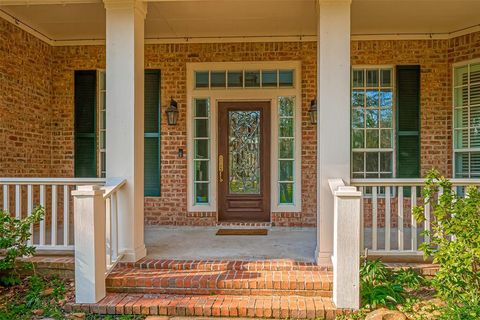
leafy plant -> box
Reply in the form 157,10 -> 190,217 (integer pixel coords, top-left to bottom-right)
0,206 -> 44,285
413,169 -> 480,318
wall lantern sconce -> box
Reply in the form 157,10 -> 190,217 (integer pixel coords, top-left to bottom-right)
309,98 -> 317,125
165,97 -> 179,126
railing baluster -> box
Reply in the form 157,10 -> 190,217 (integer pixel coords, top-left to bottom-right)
27,185 -> 33,246
63,185 -> 69,247
39,185 -> 46,246
15,184 -> 21,219
385,186 -> 391,251
424,201 -> 431,245
398,186 -> 404,251
105,196 -> 112,269
3,185 -> 9,211
51,185 -> 57,246
372,186 -> 378,251
112,192 -> 118,262
411,186 -> 417,251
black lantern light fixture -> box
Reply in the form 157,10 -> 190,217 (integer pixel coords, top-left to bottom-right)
165,97 -> 179,125
309,98 -> 317,125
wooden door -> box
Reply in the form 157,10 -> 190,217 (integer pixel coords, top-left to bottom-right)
218,101 -> 271,222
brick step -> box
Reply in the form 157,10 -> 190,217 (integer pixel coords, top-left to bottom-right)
118,258 -> 330,272
65,293 -> 346,319
106,268 -> 333,297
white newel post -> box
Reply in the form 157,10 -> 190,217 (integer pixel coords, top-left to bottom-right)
316,0 -> 352,264
72,186 -> 106,303
104,0 -> 147,262
333,186 -> 361,309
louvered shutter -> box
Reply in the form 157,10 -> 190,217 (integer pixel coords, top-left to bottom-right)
396,66 -> 420,178
144,70 -> 161,196
74,71 -> 97,178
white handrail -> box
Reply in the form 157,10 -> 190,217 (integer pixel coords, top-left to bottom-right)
102,177 -> 127,199
352,178 -> 480,187
0,177 -> 105,185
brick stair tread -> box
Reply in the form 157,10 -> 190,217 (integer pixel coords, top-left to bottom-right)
106,268 -> 333,295
118,258 -> 330,271
65,293 -> 346,319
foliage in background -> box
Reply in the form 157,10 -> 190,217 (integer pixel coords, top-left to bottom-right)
413,169 -> 480,319
360,259 -> 425,309
0,206 -> 44,285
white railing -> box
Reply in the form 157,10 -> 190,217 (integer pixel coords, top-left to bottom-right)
351,178 -> 480,255
102,178 -> 126,274
0,177 -> 105,251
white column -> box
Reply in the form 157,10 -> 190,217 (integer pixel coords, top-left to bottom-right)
72,186 -> 106,303
332,185 -> 361,309
104,0 -> 147,262
316,0 -> 352,264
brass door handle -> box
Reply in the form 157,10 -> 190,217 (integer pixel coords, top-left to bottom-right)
218,155 -> 224,183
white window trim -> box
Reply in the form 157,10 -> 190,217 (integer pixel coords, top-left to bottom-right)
452,58 -> 480,178
186,61 -> 302,213
351,65 -> 396,179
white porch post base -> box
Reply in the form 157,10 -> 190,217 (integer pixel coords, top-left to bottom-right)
72,186 -> 106,304
104,0 -> 147,262
333,186 -> 361,310
315,0 -> 352,264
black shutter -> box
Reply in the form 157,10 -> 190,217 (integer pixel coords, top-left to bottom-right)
396,65 -> 420,178
74,71 -> 97,178
144,70 -> 161,196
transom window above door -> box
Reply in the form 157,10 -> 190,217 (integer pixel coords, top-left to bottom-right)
194,69 -> 295,89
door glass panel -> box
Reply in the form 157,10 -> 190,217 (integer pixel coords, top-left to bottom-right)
228,110 -> 261,194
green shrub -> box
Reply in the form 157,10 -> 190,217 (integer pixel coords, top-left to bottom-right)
360,259 -> 425,309
413,169 -> 480,318
0,206 -> 44,285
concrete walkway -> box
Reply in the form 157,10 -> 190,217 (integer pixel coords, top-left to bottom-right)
144,226 -> 316,262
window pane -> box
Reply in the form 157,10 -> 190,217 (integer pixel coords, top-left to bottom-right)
279,97 -> 294,116
227,71 -> 243,88
195,119 -> 209,138
279,183 -> 294,204
262,70 -> 277,87
195,183 -> 209,204
352,90 -> 365,107
471,84 -> 480,105
352,69 -> 364,87
366,69 -> 379,87
195,99 -> 209,117
380,89 -> 393,108
454,107 -> 468,128
454,87 -> 469,107
195,71 -> 209,88
380,152 -> 392,172
380,129 -> 393,148
380,109 -> 393,128
279,118 -> 294,137
195,139 -> 209,159
352,109 -> 364,128
279,138 -> 294,158
366,130 -> 379,148
455,152 -> 469,177
365,152 -> 379,172
211,71 -> 226,87
279,160 -> 294,181
470,127 -> 480,147
380,69 -> 392,87
195,160 -> 209,182
352,130 -> 364,149
454,66 -> 468,87
366,110 -> 379,128
366,90 -> 379,107
279,70 -> 294,87
454,129 -> 468,149
470,64 -> 480,84
352,152 -> 364,173
245,71 -> 260,87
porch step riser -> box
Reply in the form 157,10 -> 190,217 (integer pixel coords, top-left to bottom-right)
119,260 -> 330,272
65,293 -> 344,319
107,287 -> 332,297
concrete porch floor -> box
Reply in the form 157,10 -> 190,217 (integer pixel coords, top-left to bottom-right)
144,226 -> 316,262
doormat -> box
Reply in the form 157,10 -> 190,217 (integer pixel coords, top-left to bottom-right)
216,229 -> 268,236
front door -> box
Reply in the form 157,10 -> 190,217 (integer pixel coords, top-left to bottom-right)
218,101 -> 271,222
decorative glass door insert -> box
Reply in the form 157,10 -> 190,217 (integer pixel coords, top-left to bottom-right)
228,111 -> 261,194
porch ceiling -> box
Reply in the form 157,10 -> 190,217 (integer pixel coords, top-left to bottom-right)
1,0 -> 480,42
